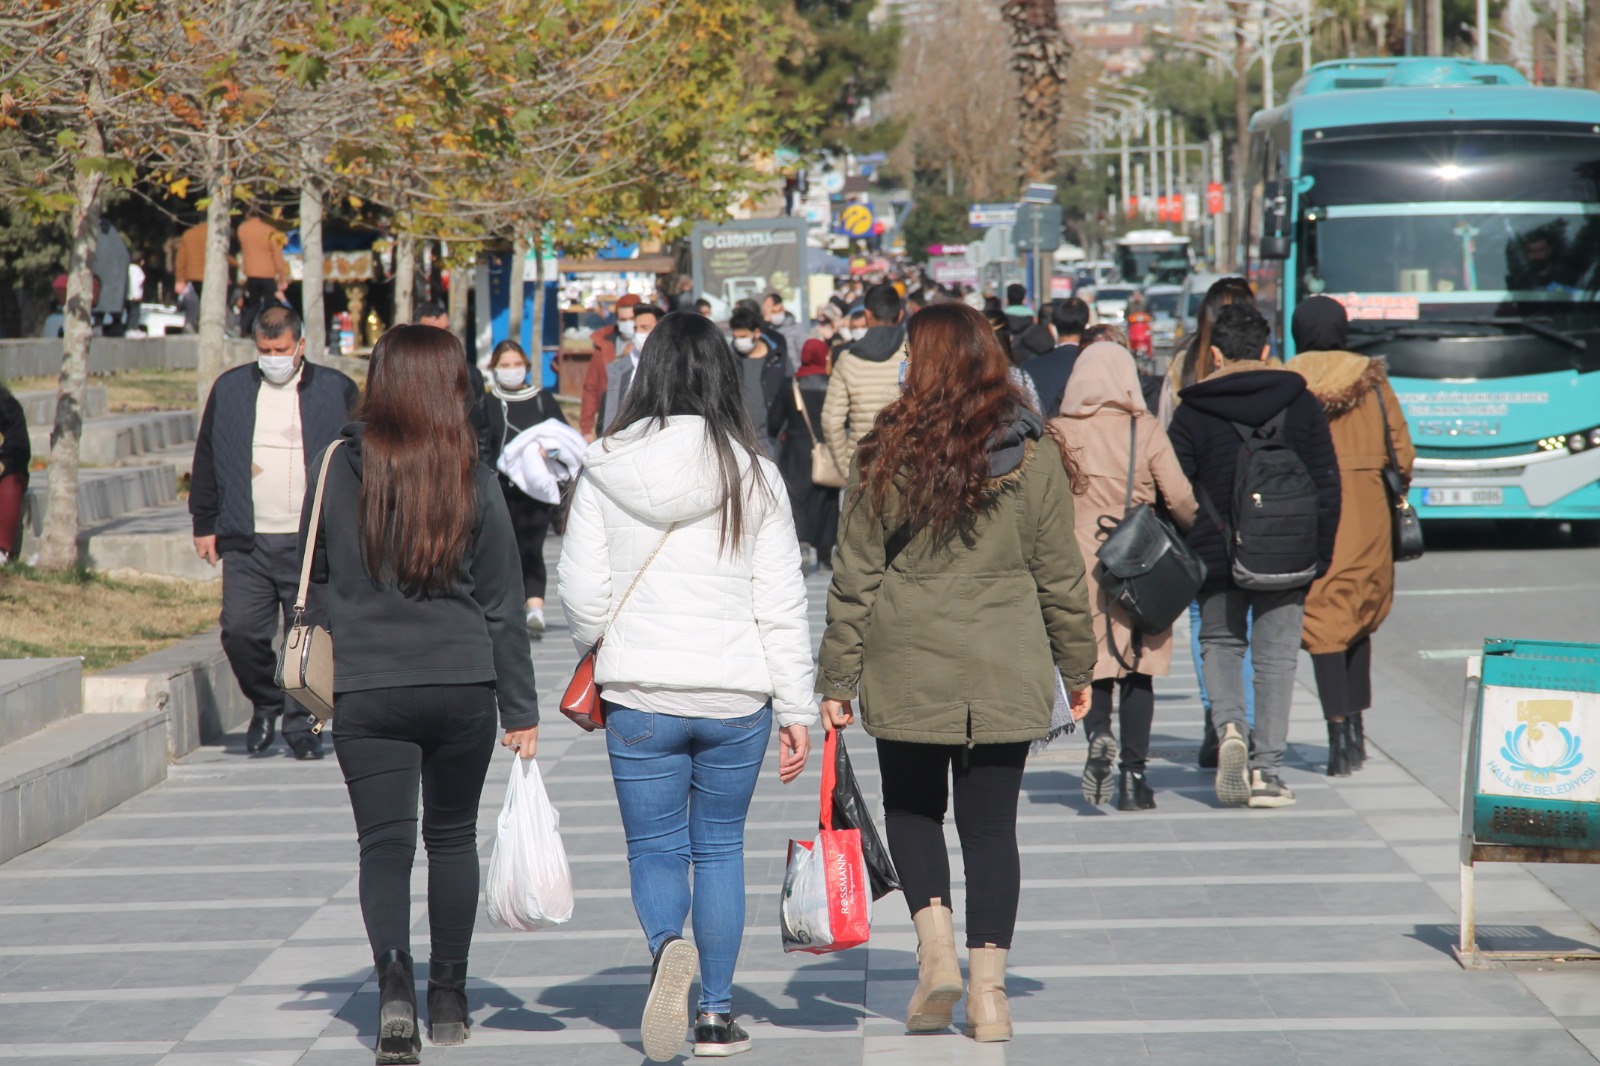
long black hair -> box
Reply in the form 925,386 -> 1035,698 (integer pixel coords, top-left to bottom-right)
605,311 -> 770,550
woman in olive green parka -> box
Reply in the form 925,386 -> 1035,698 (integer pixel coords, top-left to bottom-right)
818,302 -> 1095,1045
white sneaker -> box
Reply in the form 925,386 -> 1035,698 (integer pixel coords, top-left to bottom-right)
1215,722 -> 1250,807
525,606 -> 546,638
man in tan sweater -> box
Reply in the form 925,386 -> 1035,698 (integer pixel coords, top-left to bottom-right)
821,283 -> 908,474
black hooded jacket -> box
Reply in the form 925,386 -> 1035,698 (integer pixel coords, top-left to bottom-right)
1168,366 -> 1341,594
300,424 -> 539,729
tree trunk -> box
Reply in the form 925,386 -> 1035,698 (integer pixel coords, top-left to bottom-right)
448,249 -> 470,341
530,225 -> 547,384
197,159 -> 234,410
299,177 -> 326,362
1001,0 -> 1072,186
507,235 -> 527,342
1586,0 -> 1600,87
392,229 -> 415,326
37,2 -> 112,573
1231,0 -> 1251,272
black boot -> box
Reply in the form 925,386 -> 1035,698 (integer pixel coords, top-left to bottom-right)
1325,721 -> 1351,778
1198,709 -> 1219,769
246,715 -> 276,755
1348,713 -> 1367,771
375,949 -> 421,1065
1116,769 -> 1157,811
426,959 -> 471,1046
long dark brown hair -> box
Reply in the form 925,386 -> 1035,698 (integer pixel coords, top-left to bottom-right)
1178,276 -> 1255,389
354,325 -> 478,595
857,302 -> 1048,538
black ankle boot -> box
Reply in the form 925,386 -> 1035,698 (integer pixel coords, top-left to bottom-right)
1198,710 -> 1219,769
1348,713 -> 1367,771
427,959 -> 470,1046
1325,721 -> 1351,777
1116,769 -> 1157,811
375,949 -> 421,1065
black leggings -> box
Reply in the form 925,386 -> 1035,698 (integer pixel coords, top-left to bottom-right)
1083,674 -> 1156,771
1311,637 -> 1372,721
503,486 -> 555,600
334,684 -> 497,966
875,738 -> 1029,950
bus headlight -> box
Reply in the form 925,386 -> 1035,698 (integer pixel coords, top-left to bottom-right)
1589,429 -> 1600,448
1571,434 -> 1590,453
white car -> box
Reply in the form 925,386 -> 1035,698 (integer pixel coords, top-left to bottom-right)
138,303 -> 188,336
1092,286 -> 1138,324
1143,284 -> 1183,350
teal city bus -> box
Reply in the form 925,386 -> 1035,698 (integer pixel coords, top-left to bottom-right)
1242,58 -> 1600,535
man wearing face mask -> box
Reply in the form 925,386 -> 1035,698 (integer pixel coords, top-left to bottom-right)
581,293 -> 639,442
729,306 -> 787,456
761,292 -> 807,375
599,303 -> 662,434
189,306 -> 359,759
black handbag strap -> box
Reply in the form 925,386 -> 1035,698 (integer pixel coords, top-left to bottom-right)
1375,387 -> 1403,480
1108,415 -> 1144,673
1106,597 -> 1143,673
885,518 -> 922,568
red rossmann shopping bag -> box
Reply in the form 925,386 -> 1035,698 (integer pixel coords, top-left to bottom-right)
779,729 -> 873,954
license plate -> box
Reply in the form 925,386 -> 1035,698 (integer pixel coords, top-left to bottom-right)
1424,487 -> 1505,506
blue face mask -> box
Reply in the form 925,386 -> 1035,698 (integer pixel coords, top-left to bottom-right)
898,360 -> 908,390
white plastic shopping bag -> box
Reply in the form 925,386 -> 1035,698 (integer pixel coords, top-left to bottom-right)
485,757 -> 574,931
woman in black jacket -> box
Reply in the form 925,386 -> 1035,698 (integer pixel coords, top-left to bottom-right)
0,383 -> 30,564
477,339 -> 568,637
766,335 -> 839,571
302,325 -> 538,1064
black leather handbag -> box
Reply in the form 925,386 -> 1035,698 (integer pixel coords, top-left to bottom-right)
1377,396 -> 1424,562
1095,418 -> 1207,665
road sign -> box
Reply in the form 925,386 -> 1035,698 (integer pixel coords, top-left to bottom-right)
1013,203 -> 1062,253
969,203 -> 1019,228
930,258 -> 979,286
840,203 -> 875,237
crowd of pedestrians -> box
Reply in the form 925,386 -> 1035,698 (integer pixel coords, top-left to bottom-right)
175,265 -> 1414,1062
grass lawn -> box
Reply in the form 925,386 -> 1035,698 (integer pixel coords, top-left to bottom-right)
0,564 -> 220,672
7,368 -> 198,412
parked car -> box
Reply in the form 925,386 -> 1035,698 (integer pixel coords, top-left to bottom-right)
1092,285 -> 1137,324
1143,283 -> 1183,354
138,303 -> 187,336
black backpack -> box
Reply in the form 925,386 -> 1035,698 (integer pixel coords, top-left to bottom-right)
1198,410 -> 1320,590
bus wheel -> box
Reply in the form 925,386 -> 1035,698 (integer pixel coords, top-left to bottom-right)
1570,521 -> 1600,547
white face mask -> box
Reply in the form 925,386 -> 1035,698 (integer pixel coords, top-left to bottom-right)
733,336 -> 756,354
258,355 -> 297,384
767,312 -> 785,326
494,367 -> 529,390
848,327 -> 866,342
634,330 -> 651,350
617,319 -> 636,338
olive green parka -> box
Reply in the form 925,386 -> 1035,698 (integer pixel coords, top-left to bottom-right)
817,432 -> 1097,746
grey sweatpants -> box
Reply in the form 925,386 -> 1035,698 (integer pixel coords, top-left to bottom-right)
1197,587 -> 1305,771
220,533 -> 316,738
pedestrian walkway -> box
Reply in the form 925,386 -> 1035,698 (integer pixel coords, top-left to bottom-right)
3,554 -> 1600,1064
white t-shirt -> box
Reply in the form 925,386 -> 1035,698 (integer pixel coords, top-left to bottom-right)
127,263 -> 145,302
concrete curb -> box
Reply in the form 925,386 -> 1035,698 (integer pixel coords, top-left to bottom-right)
84,629 -> 249,759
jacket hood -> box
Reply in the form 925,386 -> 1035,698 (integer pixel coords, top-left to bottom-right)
1287,350 -> 1386,418
1059,342 -> 1147,417
990,405 -> 1045,478
845,323 -> 906,362
337,422 -> 367,475
1177,364 -> 1307,427
585,416 -> 758,524
1015,322 -> 1056,359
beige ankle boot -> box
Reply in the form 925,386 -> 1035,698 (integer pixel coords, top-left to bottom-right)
963,944 -> 1011,1042
905,899 -> 963,1031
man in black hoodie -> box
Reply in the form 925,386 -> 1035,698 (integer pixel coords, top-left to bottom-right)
1169,303 -> 1340,810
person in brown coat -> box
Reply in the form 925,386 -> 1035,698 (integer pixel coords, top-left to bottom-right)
1052,342 -> 1198,811
1286,296 -> 1415,776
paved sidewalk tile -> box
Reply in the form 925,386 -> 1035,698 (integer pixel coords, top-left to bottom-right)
3,545 -> 1599,1064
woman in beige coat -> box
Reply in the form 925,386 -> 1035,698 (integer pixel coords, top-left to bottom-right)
1052,343 -> 1198,811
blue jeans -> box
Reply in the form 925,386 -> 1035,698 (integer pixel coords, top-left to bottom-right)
1189,599 -> 1254,727
605,703 -> 772,1015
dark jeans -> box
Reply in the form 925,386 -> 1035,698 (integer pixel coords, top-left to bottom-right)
876,738 -> 1029,950
334,683 -> 498,966
1084,674 -> 1155,771
240,277 -> 278,336
219,533 -> 314,737
503,486 -> 554,600
1312,637 -> 1373,721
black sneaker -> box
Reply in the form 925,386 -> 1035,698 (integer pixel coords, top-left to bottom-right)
694,1012 -> 752,1058
642,936 -> 697,1062
288,735 -> 324,761
1247,769 -> 1297,809
1081,732 -> 1118,805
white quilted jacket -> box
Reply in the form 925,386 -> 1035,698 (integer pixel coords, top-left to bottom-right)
556,416 -> 817,727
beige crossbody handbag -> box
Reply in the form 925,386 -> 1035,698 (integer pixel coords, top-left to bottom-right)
792,379 -> 847,489
274,440 -> 342,733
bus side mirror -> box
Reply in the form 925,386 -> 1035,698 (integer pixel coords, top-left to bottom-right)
1260,179 -> 1290,260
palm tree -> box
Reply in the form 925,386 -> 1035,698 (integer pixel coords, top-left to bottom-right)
1000,0 -> 1072,185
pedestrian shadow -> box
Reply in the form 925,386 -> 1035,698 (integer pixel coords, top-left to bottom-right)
1407,922 -> 1600,959
323,971 -> 563,1044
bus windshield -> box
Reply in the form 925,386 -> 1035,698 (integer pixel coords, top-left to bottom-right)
1116,244 -> 1191,286
1298,128 -> 1600,313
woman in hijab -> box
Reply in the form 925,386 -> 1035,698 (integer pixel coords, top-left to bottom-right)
1051,343 -> 1198,810
1286,296 -> 1415,775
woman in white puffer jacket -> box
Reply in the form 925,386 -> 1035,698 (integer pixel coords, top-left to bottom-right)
556,311 -> 816,1063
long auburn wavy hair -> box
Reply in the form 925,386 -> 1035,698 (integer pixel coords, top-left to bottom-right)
354,325 -> 478,595
857,302 -> 1071,538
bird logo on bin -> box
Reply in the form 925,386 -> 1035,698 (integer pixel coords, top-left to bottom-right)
1501,699 -> 1586,783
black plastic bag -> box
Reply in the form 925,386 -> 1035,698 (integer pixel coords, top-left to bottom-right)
827,731 -> 900,901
